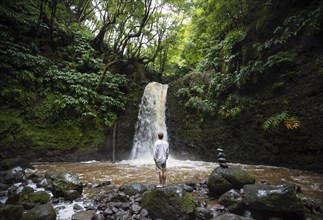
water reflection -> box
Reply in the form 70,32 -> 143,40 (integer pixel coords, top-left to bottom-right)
33,159 -> 323,200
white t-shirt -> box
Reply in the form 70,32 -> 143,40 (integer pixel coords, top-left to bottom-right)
153,139 -> 169,164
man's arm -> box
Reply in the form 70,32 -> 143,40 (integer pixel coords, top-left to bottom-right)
153,142 -> 158,161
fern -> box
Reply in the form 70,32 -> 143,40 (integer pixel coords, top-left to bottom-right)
263,111 -> 288,130
284,116 -> 301,130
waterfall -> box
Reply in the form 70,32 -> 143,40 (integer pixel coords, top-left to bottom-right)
131,82 -> 168,160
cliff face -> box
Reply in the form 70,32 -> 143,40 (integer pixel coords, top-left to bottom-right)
167,1 -> 323,172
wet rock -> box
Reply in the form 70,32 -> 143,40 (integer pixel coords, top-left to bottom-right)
103,207 -> 114,215
131,203 -> 141,214
132,213 -> 140,219
195,206 -> 213,219
47,172 -> 83,199
36,177 -> 53,190
119,183 -> 148,196
303,198 -> 323,214
200,180 -> 208,187
243,183 -> 304,218
6,185 -> 50,210
183,184 -> 195,192
140,208 -> 149,217
20,203 -> 56,220
141,185 -> 196,219
65,189 -> 81,201
0,204 -> 24,220
0,182 -> 8,191
93,213 -> 105,220
207,166 -> 255,197
134,193 -> 142,202
212,212 -> 253,220
4,167 -> 26,184
121,201 -> 131,210
73,203 -> 83,211
218,189 -> 246,212
115,209 -> 131,219
24,168 -> 37,179
71,210 -> 95,220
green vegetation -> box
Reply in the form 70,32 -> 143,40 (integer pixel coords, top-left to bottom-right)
0,0 -> 322,160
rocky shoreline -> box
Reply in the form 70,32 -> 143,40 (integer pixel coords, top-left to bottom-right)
0,158 -> 323,220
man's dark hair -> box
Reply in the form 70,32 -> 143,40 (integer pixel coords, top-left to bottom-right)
158,133 -> 164,139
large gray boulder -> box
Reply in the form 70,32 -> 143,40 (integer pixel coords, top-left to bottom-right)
218,189 -> 246,212
207,166 -> 255,197
46,172 -> 83,199
119,183 -> 148,196
141,185 -> 196,220
243,183 -> 304,218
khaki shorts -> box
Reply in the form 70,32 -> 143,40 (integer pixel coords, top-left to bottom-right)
155,162 -> 167,172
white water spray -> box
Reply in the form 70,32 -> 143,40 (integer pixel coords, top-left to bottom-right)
131,82 -> 168,160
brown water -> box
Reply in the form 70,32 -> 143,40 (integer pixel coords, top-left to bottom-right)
33,159 -> 323,201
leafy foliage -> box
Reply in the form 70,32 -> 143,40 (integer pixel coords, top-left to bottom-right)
263,111 -> 288,130
284,117 -> 301,130
45,66 -> 128,127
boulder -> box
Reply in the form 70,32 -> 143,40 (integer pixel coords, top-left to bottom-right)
6,185 -> 50,209
195,207 -> 213,219
3,167 -> 26,184
64,189 -> 81,201
119,183 -> 148,196
243,183 -> 304,218
218,189 -> 246,212
20,203 -> 56,220
47,172 -> 83,199
141,185 -> 196,219
36,177 -> 53,190
208,167 -> 255,197
0,204 -> 24,220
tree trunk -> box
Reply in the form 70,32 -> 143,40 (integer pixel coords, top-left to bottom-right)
91,25 -> 107,51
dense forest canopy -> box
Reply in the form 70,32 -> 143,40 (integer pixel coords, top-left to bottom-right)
0,0 -> 322,165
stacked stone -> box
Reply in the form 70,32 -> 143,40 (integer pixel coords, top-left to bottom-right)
217,148 -> 228,168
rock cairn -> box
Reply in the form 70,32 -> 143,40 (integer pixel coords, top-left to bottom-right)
217,148 -> 228,168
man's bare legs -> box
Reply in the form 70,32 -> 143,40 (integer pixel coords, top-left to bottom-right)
157,171 -> 167,187
159,171 -> 166,187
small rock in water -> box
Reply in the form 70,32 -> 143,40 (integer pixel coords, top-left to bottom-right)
183,185 -> 195,192
103,207 -> 114,215
73,203 -> 83,211
140,208 -> 149,217
131,203 -> 141,214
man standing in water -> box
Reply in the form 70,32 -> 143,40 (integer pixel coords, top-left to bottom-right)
153,132 -> 169,188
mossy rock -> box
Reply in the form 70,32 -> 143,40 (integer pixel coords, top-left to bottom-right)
48,172 -> 83,199
6,186 -> 50,209
0,204 -> 24,220
141,185 -> 196,220
20,203 -> 56,220
207,166 -> 255,197
28,191 -> 50,205
243,183 -> 304,217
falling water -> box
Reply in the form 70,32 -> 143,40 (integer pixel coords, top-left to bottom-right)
130,82 -> 168,160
